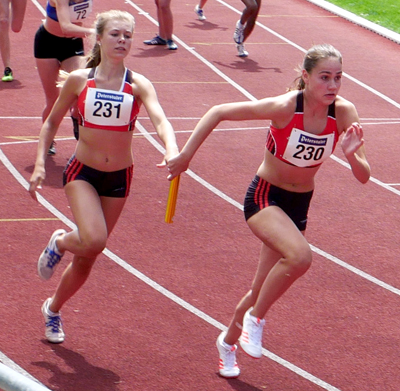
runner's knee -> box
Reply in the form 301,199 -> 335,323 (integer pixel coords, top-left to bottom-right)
79,235 -> 107,258
244,0 -> 259,15
284,246 -> 312,277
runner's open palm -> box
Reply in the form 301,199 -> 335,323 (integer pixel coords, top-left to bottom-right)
341,122 -> 364,157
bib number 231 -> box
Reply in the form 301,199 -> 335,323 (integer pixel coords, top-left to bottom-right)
85,88 -> 133,127
93,101 -> 121,119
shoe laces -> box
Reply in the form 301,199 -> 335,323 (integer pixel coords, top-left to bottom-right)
235,22 -> 244,34
234,24 -> 244,44
235,26 -> 243,34
247,316 -> 264,345
46,314 -> 62,333
45,248 -> 62,268
4,67 -> 12,76
155,35 -> 166,44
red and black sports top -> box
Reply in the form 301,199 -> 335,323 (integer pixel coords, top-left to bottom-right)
266,91 -> 339,168
77,67 -> 140,132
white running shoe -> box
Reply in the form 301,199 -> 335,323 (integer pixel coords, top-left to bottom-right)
239,308 -> 265,358
167,39 -> 178,50
216,332 -> 240,378
38,229 -> 66,280
194,5 -> 206,20
233,20 -> 245,44
236,44 -> 249,57
42,298 -> 65,344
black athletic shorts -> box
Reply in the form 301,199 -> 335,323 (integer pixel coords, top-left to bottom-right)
63,156 -> 134,198
34,25 -> 84,62
243,175 -> 313,231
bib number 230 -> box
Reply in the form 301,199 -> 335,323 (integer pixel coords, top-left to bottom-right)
293,144 -> 325,161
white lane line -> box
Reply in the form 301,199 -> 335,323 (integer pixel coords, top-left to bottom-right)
0,139 -> 340,391
5,0 -> 396,389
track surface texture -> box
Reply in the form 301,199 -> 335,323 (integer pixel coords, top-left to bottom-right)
1,0 -> 400,390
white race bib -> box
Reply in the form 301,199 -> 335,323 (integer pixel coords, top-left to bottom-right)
69,0 -> 92,22
282,128 -> 334,167
84,87 -> 134,127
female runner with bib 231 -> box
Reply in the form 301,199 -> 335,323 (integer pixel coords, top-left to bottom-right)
166,44 -> 370,378
29,10 -> 179,344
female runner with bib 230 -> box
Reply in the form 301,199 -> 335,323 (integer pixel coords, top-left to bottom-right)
29,10 -> 179,344
167,44 -> 370,378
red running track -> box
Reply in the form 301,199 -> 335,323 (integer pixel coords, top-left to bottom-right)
1,0 -> 400,390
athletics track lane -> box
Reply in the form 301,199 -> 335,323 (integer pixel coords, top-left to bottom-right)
0,0 -> 400,390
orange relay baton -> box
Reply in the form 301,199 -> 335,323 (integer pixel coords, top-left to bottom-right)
165,175 -> 180,223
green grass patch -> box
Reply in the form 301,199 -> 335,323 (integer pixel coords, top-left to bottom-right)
326,0 -> 400,34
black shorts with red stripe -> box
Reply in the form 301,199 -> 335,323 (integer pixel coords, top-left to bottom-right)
243,175 -> 313,231
63,156 -> 133,198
